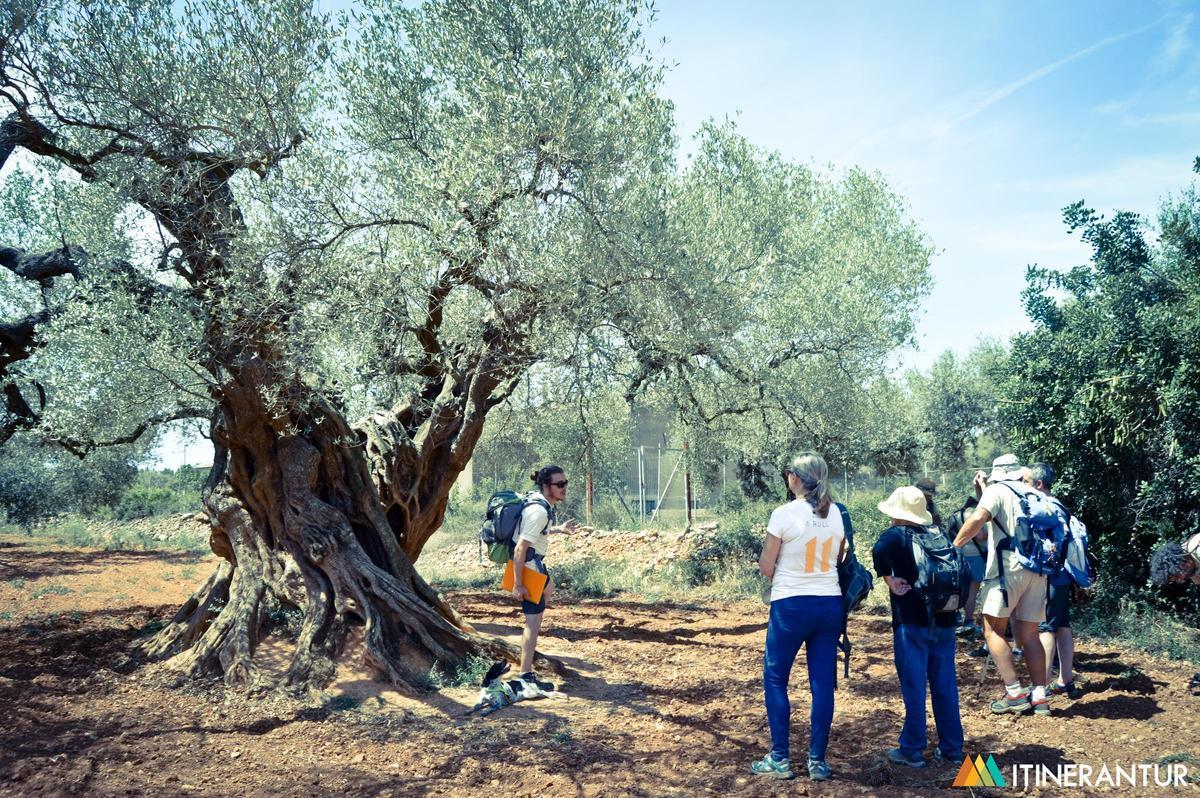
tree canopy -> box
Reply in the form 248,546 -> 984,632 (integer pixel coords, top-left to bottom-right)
0,0 -> 934,690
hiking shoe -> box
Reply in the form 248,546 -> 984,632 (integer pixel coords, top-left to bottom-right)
1013,647 -> 1024,659
990,691 -> 1032,714
1047,681 -> 1078,699
1032,697 -> 1052,716
518,672 -> 554,691
750,753 -> 794,780
807,758 -> 831,781
967,644 -> 989,657
933,749 -> 962,768
887,748 -> 927,768
957,623 -> 981,638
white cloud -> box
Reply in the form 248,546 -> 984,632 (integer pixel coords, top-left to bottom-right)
1155,12 -> 1193,71
939,18 -> 1164,133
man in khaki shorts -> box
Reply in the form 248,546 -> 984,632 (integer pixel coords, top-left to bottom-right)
952,454 -> 1051,716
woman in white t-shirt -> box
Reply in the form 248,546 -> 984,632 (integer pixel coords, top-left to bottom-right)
751,452 -> 846,783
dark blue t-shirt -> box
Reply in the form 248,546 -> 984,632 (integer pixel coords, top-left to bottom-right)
871,524 -> 958,629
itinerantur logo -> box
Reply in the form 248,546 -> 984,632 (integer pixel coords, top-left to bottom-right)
953,754 -> 1007,788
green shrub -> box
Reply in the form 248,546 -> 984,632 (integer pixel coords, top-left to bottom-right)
1075,594 -> 1200,664
263,602 -> 306,640
114,486 -> 187,520
554,558 -> 644,598
676,504 -> 768,587
589,496 -> 629,530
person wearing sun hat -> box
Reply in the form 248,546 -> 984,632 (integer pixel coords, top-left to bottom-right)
871,486 -> 964,770
953,454 -> 1051,716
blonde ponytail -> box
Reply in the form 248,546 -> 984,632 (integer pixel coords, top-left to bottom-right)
789,452 -> 832,518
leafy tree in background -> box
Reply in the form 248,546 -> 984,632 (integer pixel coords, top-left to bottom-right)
995,183 -> 1200,603
0,433 -> 141,528
636,124 -> 934,484
908,345 -> 1004,473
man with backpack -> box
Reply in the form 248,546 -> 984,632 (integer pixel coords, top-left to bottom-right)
480,465 -> 578,690
1026,463 -> 1085,700
872,486 -> 967,769
952,454 -> 1054,716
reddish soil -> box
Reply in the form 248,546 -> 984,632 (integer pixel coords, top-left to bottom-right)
1,533 -> 1197,797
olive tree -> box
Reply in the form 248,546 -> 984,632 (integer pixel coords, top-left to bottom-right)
635,124 -> 934,482
1,0 -> 685,691
0,0 -> 932,693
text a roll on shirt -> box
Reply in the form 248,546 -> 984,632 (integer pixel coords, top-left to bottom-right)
767,498 -> 846,602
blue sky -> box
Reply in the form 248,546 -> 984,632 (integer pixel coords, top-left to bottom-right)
648,0 -> 1200,368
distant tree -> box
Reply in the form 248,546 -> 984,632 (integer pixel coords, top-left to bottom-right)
633,124 -> 934,484
0,433 -> 141,527
0,436 -> 60,532
908,345 -> 1004,472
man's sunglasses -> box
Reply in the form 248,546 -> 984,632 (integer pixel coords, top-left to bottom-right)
549,480 -> 569,489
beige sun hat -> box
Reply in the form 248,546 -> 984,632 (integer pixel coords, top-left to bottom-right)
878,486 -> 933,526
987,453 -> 1027,484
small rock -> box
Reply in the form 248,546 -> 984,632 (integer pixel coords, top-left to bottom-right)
352,753 -> 366,763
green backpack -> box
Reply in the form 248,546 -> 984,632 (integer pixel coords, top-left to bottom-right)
479,491 -> 550,564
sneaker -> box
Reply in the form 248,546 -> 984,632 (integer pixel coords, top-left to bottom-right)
1047,681 -> 1077,699
750,753 -> 795,780
967,644 -> 989,657
990,691 -> 1032,714
1032,697 -> 1052,716
518,671 -> 554,691
806,757 -> 831,781
1012,647 -> 1024,659
887,748 -> 927,768
957,623 -> 981,638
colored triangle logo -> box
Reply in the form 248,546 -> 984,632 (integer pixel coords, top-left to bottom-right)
952,755 -> 980,787
985,755 -> 1007,787
951,754 -> 1006,788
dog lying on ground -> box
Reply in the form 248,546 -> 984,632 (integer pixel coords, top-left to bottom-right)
465,661 -> 558,717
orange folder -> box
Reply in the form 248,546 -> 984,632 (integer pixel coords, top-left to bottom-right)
501,559 -> 548,604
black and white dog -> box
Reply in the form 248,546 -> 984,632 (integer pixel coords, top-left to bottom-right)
465,661 -> 557,717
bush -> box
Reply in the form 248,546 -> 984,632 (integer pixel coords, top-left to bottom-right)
588,496 -> 629,530
114,486 -> 186,520
554,558 -> 644,598
428,654 -> 493,689
676,504 -> 769,587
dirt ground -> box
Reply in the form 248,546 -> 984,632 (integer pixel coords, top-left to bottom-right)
1,533 -> 1198,797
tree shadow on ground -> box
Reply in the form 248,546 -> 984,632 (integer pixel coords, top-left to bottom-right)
0,541 -> 206,581
0,604 -> 171,683
1065,694 -> 1162,721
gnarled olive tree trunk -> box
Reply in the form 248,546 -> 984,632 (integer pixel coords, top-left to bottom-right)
142,356 -> 519,692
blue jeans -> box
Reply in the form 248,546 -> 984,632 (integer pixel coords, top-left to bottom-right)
893,623 -> 963,758
763,594 -> 841,761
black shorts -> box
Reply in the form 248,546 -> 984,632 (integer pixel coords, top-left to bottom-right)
1039,581 -> 1071,632
520,551 -> 550,615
